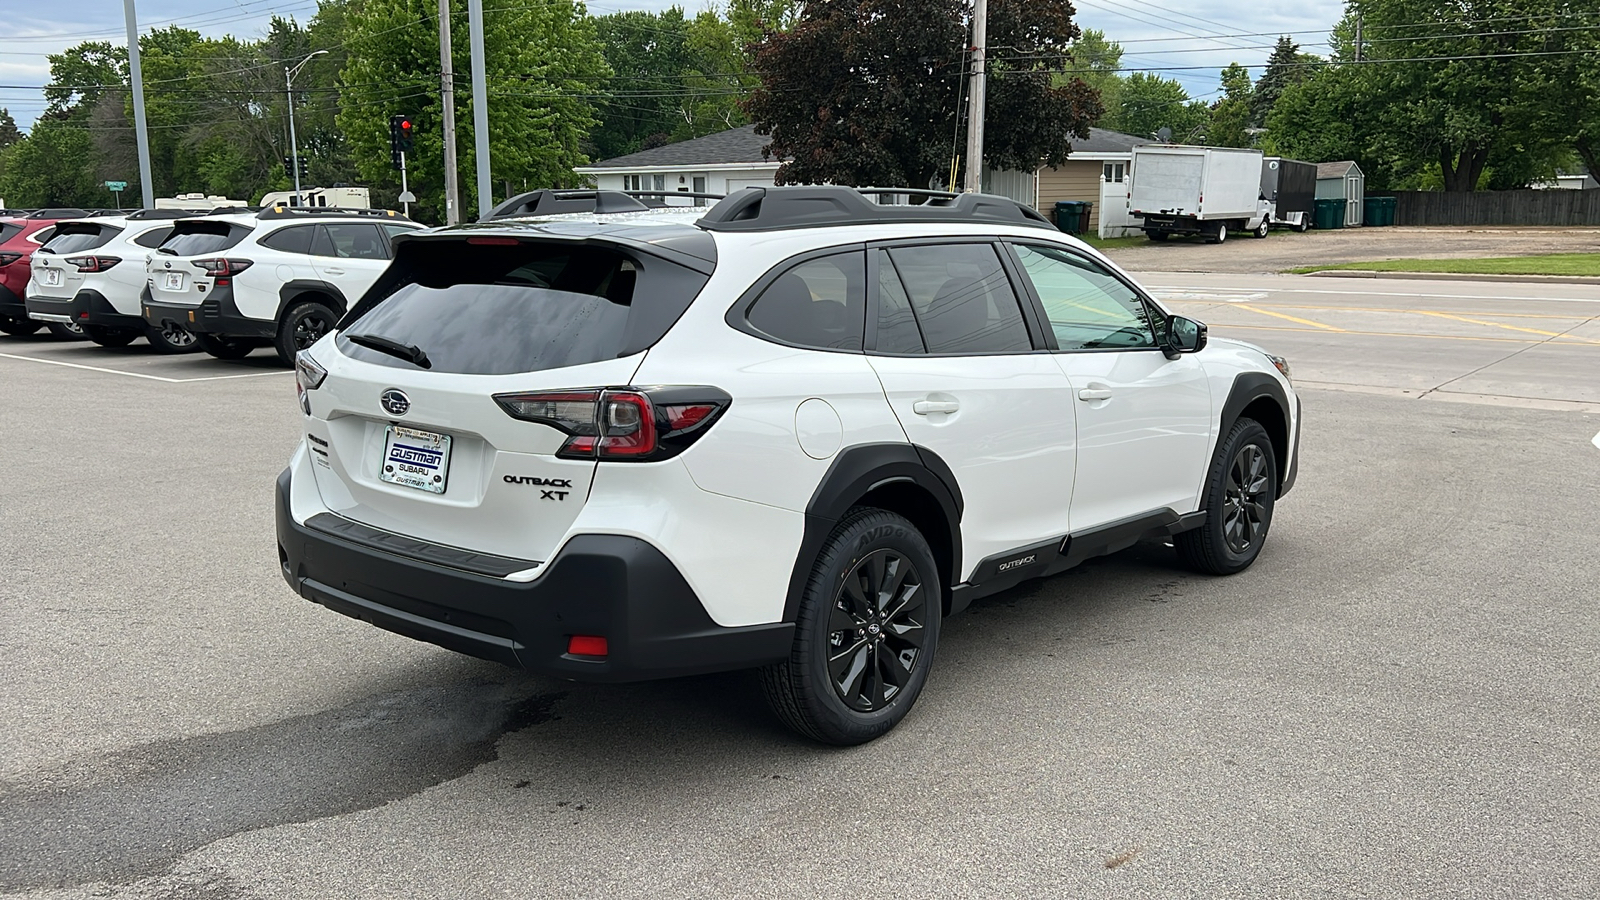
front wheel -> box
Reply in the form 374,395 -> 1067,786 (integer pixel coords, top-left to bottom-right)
1254,220 -> 1270,238
760,508 -> 941,745
145,321 -> 200,354
196,333 -> 255,360
46,320 -> 86,340
1177,418 -> 1278,575
0,318 -> 42,336
83,325 -> 140,347
275,301 -> 337,365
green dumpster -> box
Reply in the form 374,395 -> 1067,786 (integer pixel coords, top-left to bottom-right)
1367,195 -> 1396,226
1053,200 -> 1092,235
1314,198 -> 1346,229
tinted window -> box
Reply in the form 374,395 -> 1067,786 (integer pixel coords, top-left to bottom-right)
340,241 -> 708,376
884,243 -> 1031,354
131,226 -> 174,249
159,223 -> 247,256
40,225 -> 121,255
382,223 -> 417,243
745,252 -> 865,351
872,249 -> 925,353
313,223 -> 385,259
0,223 -> 21,245
1013,243 -> 1156,350
260,225 -> 314,254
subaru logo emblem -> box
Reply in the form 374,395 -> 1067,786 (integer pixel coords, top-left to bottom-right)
380,389 -> 410,416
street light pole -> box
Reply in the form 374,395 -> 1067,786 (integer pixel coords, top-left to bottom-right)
285,50 -> 328,207
123,0 -> 154,209
439,0 -> 461,225
468,0 -> 492,219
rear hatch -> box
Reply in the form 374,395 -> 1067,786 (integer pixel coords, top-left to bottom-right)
146,218 -> 253,304
300,229 -> 713,563
30,220 -> 125,299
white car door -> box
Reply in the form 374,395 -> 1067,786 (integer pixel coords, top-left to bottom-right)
1007,241 -> 1212,531
310,222 -> 391,302
864,242 -> 1078,581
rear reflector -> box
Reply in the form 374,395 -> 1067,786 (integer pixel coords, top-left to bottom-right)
567,635 -> 608,657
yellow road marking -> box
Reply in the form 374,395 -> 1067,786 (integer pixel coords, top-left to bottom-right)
1411,309 -> 1600,343
1205,323 -> 1600,346
1161,300 -> 1586,320
1232,305 -> 1345,331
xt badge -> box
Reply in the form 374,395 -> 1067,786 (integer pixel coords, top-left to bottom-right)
504,474 -> 572,500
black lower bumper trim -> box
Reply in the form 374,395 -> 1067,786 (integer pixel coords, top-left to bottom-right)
276,469 -> 794,681
141,284 -> 275,338
26,290 -> 146,331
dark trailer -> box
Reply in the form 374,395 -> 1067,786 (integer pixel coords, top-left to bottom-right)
1262,157 -> 1318,231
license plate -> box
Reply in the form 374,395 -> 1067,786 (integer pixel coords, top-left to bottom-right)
163,272 -> 184,291
380,425 -> 451,494
41,268 -> 62,287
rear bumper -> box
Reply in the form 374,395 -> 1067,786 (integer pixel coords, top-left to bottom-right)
142,285 -> 274,338
27,290 -> 146,331
274,468 -> 793,681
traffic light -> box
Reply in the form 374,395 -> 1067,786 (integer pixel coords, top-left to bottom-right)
297,157 -> 310,181
283,156 -> 310,180
283,156 -> 293,177
389,114 -> 416,170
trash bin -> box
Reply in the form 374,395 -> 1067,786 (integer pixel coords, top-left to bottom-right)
1314,198 -> 1346,229
1373,195 -> 1396,226
1054,200 -> 1092,235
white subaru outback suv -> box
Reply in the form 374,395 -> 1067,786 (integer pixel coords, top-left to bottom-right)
277,186 -> 1300,745
140,206 -> 422,364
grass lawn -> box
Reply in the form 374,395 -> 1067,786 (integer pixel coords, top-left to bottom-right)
1288,253 -> 1600,276
1078,234 -> 1149,251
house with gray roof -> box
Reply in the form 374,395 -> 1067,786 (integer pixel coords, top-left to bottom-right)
574,125 -> 782,206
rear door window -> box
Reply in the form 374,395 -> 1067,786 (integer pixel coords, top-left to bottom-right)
159,222 -> 248,256
742,252 -> 865,351
260,225 -> 314,254
40,225 -> 122,255
339,240 -> 709,376
883,243 -> 1032,354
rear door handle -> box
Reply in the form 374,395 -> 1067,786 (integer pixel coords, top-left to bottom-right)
1077,388 -> 1113,401
913,399 -> 960,415
323,268 -> 345,275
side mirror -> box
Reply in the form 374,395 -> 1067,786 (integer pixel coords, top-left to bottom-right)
1167,315 -> 1207,355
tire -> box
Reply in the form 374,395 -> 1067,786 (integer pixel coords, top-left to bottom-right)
46,320 -> 86,340
1254,220 -> 1270,238
760,507 -> 942,745
196,333 -> 255,360
83,325 -> 140,347
1147,231 -> 1169,242
1295,219 -> 1310,233
1207,221 -> 1227,244
275,301 -> 338,366
1177,417 -> 1278,575
145,321 -> 200,354
0,318 -> 41,336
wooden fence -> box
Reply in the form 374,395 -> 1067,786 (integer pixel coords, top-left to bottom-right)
1383,190 -> 1600,226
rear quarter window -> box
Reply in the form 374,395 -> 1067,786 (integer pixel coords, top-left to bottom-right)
159,222 -> 249,256
338,239 -> 710,376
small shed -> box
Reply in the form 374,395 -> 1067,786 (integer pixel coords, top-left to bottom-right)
1316,161 -> 1365,226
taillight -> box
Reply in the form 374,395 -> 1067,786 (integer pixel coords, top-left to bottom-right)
0,252 -> 21,267
64,255 -> 121,273
295,352 -> 327,416
193,258 -> 252,285
493,386 -> 730,461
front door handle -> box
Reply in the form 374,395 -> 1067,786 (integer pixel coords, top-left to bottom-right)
1077,388 -> 1113,402
323,268 -> 345,276
913,399 -> 960,415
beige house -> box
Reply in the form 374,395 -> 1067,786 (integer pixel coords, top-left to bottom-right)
1032,127 -> 1149,233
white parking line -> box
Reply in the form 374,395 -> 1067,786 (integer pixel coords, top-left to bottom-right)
1593,430 -> 1600,450
0,352 -> 292,383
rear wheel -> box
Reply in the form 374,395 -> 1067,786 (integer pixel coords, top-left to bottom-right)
46,320 -> 86,340
1207,221 -> 1228,244
0,318 -> 41,336
145,321 -> 200,354
196,333 -> 255,360
1177,418 -> 1278,575
83,325 -> 139,347
275,301 -> 337,365
1147,231 -> 1169,242
760,508 -> 941,745
1295,218 -> 1310,233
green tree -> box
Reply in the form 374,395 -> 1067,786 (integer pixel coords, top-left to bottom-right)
1207,63 -> 1253,148
0,120 -> 98,206
0,109 -> 19,151
1068,29 -> 1122,126
1109,72 -> 1192,140
44,42 -> 128,119
745,0 -> 1100,188
592,9 -> 692,160
1250,36 -> 1308,128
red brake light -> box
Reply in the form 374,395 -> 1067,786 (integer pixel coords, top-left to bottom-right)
65,255 -> 121,273
567,635 -> 607,657
193,258 -> 253,278
598,391 -> 656,457
493,387 -> 730,461
465,236 -> 519,246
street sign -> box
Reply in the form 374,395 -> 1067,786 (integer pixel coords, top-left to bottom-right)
105,180 -> 128,191
398,190 -> 417,203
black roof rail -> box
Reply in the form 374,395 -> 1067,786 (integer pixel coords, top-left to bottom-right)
623,190 -> 727,206
26,208 -> 91,220
126,208 -> 220,220
483,189 -> 653,220
256,206 -> 409,221
696,186 -> 1055,232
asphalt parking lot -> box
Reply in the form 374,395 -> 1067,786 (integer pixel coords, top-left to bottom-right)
2,274 -> 1598,898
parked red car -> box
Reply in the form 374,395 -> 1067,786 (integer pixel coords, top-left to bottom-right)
1,209 -> 90,338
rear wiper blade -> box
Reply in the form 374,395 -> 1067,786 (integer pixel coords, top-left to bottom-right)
346,333 -> 432,369
156,247 -> 177,255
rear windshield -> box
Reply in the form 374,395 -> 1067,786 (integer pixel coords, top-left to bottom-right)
158,221 -> 248,256
40,224 -> 122,255
338,239 -> 710,376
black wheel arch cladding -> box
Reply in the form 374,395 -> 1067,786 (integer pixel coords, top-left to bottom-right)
277,280 -> 347,320
1211,372 -> 1291,507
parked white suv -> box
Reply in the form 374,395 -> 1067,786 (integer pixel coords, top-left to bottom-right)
276,187 -> 1301,744
26,210 -> 209,352
140,206 -> 422,364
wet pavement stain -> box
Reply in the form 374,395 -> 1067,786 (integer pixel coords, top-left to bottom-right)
0,683 -> 565,892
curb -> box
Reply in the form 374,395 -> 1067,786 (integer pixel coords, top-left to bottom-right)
1304,270 -> 1600,285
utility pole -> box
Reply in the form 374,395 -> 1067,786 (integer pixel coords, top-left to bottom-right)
439,0 -> 461,225
468,0 -> 492,219
1354,13 -> 1364,62
962,0 -> 987,194
285,50 -> 328,207
122,0 -> 154,209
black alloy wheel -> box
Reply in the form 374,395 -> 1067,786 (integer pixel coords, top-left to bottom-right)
0,317 -> 42,336
826,548 -> 930,712
146,321 -> 199,354
1176,417 -> 1278,575
276,301 -> 336,365
46,320 -> 86,340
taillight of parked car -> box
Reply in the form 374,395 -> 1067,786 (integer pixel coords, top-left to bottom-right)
493,387 -> 730,461
295,352 -> 328,416
64,255 -> 121,273
193,258 -> 253,286
0,252 -> 21,268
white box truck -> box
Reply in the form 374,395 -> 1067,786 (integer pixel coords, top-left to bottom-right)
1128,145 -> 1271,243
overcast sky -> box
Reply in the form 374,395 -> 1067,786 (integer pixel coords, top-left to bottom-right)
0,0 -> 1347,132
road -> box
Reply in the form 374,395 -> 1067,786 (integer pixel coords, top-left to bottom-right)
1,274 -> 1598,899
